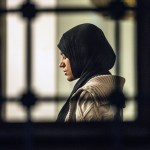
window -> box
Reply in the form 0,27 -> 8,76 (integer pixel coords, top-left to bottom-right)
5,0 -> 137,122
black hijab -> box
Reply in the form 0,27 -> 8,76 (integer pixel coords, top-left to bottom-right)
56,23 -> 116,122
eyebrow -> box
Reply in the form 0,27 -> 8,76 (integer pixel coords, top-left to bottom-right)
60,53 -> 66,57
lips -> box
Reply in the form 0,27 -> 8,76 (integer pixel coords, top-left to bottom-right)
63,70 -> 67,75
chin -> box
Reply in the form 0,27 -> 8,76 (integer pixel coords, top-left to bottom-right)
66,76 -> 75,81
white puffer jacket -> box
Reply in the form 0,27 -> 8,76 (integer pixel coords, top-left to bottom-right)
65,75 -> 125,122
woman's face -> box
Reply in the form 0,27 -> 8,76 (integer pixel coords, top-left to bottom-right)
59,52 -> 75,81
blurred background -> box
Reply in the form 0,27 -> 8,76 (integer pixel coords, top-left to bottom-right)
2,0 -> 137,122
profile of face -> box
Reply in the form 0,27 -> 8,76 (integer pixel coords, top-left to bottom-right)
59,52 -> 75,81
58,23 -> 116,81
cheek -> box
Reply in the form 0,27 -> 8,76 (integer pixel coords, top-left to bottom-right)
66,59 -> 71,70
68,64 -> 73,75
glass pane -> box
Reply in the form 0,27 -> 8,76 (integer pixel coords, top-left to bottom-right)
58,0 -> 94,7
5,101 -> 58,122
5,101 -> 27,122
6,0 -> 25,9
32,13 -> 57,97
58,0 -> 137,7
31,101 -> 57,122
32,0 -> 57,8
6,14 -> 26,97
120,20 -> 137,97
120,19 -> 137,121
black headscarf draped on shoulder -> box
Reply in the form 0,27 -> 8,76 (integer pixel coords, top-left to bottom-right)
56,23 -> 116,122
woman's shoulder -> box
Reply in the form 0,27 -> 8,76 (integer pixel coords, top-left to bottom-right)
86,75 -> 125,86
83,75 -> 125,91
72,75 -> 125,99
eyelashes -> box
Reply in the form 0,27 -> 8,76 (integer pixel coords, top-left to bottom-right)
61,54 -> 67,60
61,55 -> 66,60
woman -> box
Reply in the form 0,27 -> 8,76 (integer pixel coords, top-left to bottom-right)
57,23 -> 125,122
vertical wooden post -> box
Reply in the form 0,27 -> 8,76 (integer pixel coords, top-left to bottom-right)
0,1 -> 6,121
137,0 -> 150,121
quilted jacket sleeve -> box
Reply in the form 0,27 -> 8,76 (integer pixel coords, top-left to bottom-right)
75,90 -> 115,121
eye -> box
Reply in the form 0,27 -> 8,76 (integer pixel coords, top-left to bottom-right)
63,55 -> 67,59
62,54 -> 67,60
60,52 -> 67,60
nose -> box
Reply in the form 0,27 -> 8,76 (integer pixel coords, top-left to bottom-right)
59,61 -> 65,68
